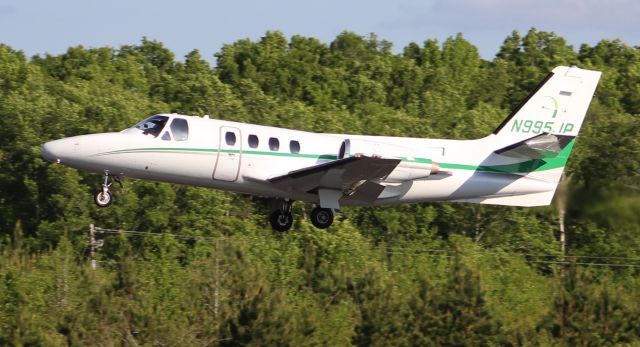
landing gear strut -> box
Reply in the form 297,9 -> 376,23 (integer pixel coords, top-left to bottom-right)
310,206 -> 334,229
269,199 -> 293,232
94,173 -> 113,208
268,200 -> 337,232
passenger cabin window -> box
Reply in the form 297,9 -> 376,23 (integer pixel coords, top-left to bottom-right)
135,115 -> 169,137
290,140 -> 300,154
225,131 -> 237,146
269,137 -> 280,151
248,134 -> 259,148
170,118 -> 189,141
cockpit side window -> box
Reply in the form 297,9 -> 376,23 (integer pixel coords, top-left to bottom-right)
134,115 -> 169,137
170,118 -> 189,141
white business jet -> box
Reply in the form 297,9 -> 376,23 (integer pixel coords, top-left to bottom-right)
41,66 -> 601,231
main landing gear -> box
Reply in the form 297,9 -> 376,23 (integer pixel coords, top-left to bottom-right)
94,172 -> 115,208
269,200 -> 335,232
270,199 -> 293,232
310,207 -> 333,229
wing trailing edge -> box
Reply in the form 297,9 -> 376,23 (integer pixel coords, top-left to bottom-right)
268,156 -> 401,207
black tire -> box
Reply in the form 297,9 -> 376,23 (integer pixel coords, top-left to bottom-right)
269,210 -> 293,232
94,190 -> 112,208
310,207 -> 333,229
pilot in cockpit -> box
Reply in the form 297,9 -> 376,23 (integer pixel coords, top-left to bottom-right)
128,115 -> 189,141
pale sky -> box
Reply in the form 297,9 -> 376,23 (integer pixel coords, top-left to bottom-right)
0,0 -> 638,61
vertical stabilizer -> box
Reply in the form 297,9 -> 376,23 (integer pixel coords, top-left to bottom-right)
492,66 -> 601,146
465,66 -> 602,207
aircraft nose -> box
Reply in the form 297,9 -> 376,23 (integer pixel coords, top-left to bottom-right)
42,140 -> 60,163
41,139 -> 75,163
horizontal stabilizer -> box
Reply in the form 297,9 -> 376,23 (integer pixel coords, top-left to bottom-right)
494,133 -> 575,160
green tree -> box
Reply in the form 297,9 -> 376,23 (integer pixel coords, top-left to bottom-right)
538,266 -> 640,345
351,267 -> 408,346
407,256 -> 503,346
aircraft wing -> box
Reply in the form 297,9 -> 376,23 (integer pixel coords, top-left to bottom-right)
494,133 -> 575,159
268,156 -> 401,204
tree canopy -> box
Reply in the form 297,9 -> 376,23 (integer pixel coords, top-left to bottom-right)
0,28 -> 639,345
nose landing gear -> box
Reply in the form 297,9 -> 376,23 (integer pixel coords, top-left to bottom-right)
94,173 -> 113,208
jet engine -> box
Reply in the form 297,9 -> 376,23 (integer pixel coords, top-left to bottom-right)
338,139 -> 439,182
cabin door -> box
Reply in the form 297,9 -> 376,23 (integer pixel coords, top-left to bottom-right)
213,126 -> 242,181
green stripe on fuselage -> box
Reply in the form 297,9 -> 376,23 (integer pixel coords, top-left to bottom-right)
99,147 -> 339,160
440,139 -> 574,173
98,139 -> 574,174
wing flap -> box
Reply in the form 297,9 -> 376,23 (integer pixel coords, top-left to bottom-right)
268,156 -> 400,199
346,181 -> 386,204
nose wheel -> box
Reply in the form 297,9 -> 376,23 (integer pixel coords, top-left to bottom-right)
94,173 -> 113,208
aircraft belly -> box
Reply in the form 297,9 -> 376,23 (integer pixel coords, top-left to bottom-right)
365,170 -> 555,206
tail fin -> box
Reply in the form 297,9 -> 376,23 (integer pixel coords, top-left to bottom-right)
493,66 -> 601,144
461,66 -> 601,207
492,66 -> 601,181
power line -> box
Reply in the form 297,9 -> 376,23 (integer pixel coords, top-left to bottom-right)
525,260 -> 640,268
384,247 -> 640,261
94,227 -> 224,242
386,249 -> 640,267
89,226 -> 640,268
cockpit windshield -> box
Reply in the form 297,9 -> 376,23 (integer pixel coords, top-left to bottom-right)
133,115 -> 169,137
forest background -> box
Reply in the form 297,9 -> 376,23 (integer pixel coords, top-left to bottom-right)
1,28 -> 639,345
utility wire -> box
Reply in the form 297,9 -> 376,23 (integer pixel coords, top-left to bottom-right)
95,227 -> 223,242
382,245 -> 640,261
525,260 -> 640,268
91,226 -> 640,267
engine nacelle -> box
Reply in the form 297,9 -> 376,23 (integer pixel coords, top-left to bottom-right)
338,139 -> 439,182
339,138 -> 413,159
386,161 -> 439,182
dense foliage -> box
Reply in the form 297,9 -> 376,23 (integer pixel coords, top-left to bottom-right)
0,28 -> 639,345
